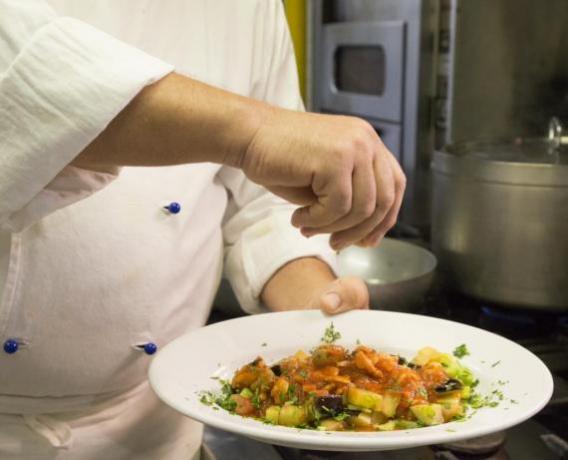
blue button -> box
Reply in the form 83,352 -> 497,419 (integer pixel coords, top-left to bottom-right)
142,342 -> 158,355
164,202 -> 181,214
3,339 -> 18,354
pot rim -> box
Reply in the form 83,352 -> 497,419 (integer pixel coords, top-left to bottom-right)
433,139 -> 568,186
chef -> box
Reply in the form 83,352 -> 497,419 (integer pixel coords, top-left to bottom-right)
0,0 -> 406,458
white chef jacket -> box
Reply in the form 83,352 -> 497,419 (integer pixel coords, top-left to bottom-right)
0,1 -> 336,458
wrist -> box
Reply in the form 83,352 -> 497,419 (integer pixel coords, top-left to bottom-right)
221,96 -> 274,169
261,257 -> 336,311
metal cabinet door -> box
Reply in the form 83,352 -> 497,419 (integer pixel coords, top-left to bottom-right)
320,20 -> 406,123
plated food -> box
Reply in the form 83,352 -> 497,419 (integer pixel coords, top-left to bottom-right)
149,310 -> 553,451
200,325 -> 478,431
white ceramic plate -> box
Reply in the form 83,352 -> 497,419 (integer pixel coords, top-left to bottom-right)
149,310 -> 553,451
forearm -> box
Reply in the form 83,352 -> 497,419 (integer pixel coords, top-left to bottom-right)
73,73 -> 270,170
260,257 -> 336,311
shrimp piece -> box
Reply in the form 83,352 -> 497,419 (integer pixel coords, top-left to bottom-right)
354,350 -> 384,380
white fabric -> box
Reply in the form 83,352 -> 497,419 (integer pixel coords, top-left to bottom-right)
0,382 -> 204,460
0,0 -> 337,458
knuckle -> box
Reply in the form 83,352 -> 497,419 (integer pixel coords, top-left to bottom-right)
379,191 -> 396,212
357,200 -> 376,219
331,192 -> 352,216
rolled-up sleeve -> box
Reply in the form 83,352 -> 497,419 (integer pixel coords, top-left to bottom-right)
0,0 -> 173,232
220,0 -> 337,314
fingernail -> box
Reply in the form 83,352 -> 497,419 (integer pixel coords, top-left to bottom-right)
330,239 -> 343,251
301,228 -> 314,238
322,292 -> 341,312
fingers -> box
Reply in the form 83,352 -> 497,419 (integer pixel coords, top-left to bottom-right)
267,185 -> 317,206
291,163 -> 354,228
328,152 -> 396,250
300,153 -> 377,238
319,277 -> 370,315
358,155 -> 406,247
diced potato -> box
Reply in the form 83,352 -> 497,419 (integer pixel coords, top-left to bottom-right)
265,406 -> 281,424
410,404 -> 444,426
414,348 -> 476,388
279,404 -> 307,427
460,386 -> 472,400
350,413 -> 373,428
317,419 -> 345,431
347,404 -> 372,414
380,392 -> 401,417
347,387 -> 383,410
371,411 -> 388,425
440,400 -> 464,422
376,420 -> 396,431
293,350 -> 310,363
271,377 -> 289,403
395,420 -> 420,429
412,347 -> 441,366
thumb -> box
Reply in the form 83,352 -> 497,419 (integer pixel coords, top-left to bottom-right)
319,277 -> 370,315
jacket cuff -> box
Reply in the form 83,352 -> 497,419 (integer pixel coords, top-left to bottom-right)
224,210 -> 338,314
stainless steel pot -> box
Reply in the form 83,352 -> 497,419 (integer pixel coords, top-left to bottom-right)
431,129 -> 568,310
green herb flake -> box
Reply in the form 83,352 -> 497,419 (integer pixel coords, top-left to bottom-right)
510,399 -> 518,404
287,384 -> 299,404
417,387 -> 428,399
199,379 -> 238,412
453,344 -> 470,358
199,392 -> 215,406
333,412 -> 351,421
446,429 -> 457,433
261,342 -> 267,347
321,323 -> 341,344
491,360 -> 501,368
251,388 -> 261,409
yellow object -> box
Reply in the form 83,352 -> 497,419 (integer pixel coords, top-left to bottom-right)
284,0 -> 306,101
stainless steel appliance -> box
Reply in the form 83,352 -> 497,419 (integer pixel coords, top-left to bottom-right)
307,0 -> 568,231
432,128 -> 568,311
308,0 -> 439,230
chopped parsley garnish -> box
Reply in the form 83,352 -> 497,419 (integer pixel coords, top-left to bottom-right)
261,342 -> 267,347
491,360 -> 501,368
287,384 -> 299,404
333,412 -> 351,422
298,369 -> 309,379
453,344 -> 470,358
469,392 -> 500,409
251,388 -> 261,409
199,379 -> 237,412
321,323 -> 341,344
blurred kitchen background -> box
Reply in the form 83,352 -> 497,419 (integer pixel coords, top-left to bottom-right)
207,1 -> 568,459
